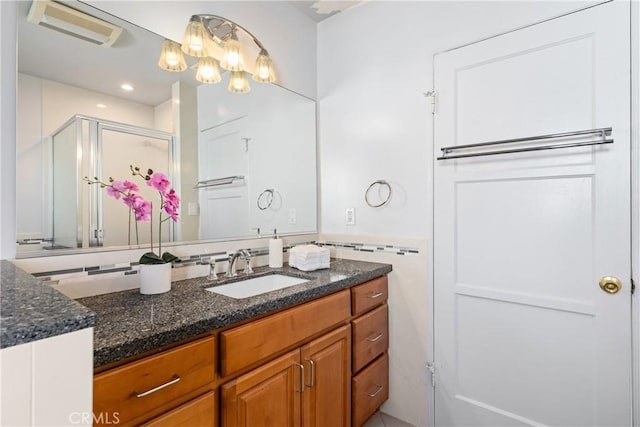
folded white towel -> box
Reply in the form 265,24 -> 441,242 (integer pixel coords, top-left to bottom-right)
289,244 -> 330,259
289,245 -> 330,271
289,259 -> 330,271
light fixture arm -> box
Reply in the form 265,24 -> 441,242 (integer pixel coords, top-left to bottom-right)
191,14 -> 269,55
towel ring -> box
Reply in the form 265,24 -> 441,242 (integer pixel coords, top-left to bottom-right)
257,189 -> 274,210
365,180 -> 391,208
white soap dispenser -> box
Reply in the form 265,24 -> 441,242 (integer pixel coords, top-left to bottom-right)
269,228 -> 283,268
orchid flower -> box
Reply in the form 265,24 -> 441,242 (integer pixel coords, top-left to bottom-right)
83,165 -> 180,265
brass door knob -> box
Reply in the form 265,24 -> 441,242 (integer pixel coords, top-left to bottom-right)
599,276 -> 622,294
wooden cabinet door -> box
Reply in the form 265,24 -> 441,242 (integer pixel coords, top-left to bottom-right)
140,391 -> 216,427
221,349 -> 302,427
300,325 -> 351,427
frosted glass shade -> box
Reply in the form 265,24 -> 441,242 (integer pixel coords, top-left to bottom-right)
181,20 -> 207,57
228,70 -> 251,93
220,38 -> 242,71
158,40 -> 187,72
196,57 -> 222,84
253,51 -> 276,83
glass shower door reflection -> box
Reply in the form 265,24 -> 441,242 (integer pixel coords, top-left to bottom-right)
51,119 -> 83,249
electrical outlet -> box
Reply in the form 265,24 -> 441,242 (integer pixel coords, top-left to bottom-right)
188,202 -> 199,216
346,208 -> 355,225
288,208 -> 297,224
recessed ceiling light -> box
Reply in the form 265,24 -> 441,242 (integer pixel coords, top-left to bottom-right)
121,83 -> 134,91
96,103 -> 107,108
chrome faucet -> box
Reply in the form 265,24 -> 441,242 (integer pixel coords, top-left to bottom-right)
226,249 -> 252,277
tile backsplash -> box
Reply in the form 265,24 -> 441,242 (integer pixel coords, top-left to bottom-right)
11,234 -> 420,299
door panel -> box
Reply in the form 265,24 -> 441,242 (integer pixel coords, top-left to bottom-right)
434,3 -> 631,426
301,325 -> 351,427
221,350 -> 301,427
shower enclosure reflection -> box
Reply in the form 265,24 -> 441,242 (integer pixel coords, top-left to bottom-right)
50,116 -> 176,250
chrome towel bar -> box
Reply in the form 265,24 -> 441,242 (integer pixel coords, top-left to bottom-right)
437,127 -> 613,160
195,175 -> 245,189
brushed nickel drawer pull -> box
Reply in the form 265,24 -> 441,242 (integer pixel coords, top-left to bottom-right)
294,363 -> 305,393
305,358 -> 316,388
366,333 -> 384,342
367,384 -> 384,398
367,292 -> 383,299
132,375 -> 181,398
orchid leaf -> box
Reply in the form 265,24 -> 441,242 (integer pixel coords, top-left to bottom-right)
139,252 -> 165,265
162,252 -> 180,263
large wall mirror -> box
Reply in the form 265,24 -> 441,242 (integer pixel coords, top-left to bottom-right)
15,0 -> 317,258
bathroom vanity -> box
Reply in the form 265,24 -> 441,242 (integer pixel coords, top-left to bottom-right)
81,259 -> 391,427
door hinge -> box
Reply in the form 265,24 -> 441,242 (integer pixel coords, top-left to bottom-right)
632,278 -> 636,294
424,91 -> 436,114
426,361 -> 436,387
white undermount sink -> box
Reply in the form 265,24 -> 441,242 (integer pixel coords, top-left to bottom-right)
205,274 -> 310,299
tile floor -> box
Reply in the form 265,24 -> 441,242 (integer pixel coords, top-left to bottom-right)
363,411 -> 415,427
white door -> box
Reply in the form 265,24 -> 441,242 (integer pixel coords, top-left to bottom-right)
198,117 -> 250,239
433,3 -> 631,426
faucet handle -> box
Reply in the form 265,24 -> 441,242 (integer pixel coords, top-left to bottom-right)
208,258 -> 217,281
244,257 -> 253,274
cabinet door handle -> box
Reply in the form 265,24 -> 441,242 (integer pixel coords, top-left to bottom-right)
305,358 -> 315,388
132,375 -> 181,398
366,333 -> 384,342
367,292 -> 384,299
294,363 -> 305,393
367,384 -> 384,398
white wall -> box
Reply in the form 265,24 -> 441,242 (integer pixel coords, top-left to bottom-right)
86,1 -> 318,100
317,2 -> 599,425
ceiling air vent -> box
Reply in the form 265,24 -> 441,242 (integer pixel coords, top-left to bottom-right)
27,0 -> 123,47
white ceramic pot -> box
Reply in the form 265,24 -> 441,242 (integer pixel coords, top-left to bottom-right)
139,263 -> 172,295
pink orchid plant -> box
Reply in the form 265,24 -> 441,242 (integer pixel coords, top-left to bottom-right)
84,165 -> 180,265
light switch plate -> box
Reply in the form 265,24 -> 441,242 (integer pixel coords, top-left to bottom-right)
346,208 -> 355,225
288,208 -> 297,224
188,202 -> 199,216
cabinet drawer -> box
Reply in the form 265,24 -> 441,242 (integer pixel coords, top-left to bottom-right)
221,290 -> 350,376
352,353 -> 389,427
352,304 -> 388,373
141,391 -> 216,427
351,276 -> 387,316
94,336 -> 216,426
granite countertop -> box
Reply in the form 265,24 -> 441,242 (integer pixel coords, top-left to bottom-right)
78,259 -> 392,368
0,260 -> 96,349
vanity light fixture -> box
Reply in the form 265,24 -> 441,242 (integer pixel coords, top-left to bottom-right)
158,39 -> 187,72
158,14 -> 276,92
196,57 -> 222,84
228,70 -> 251,93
